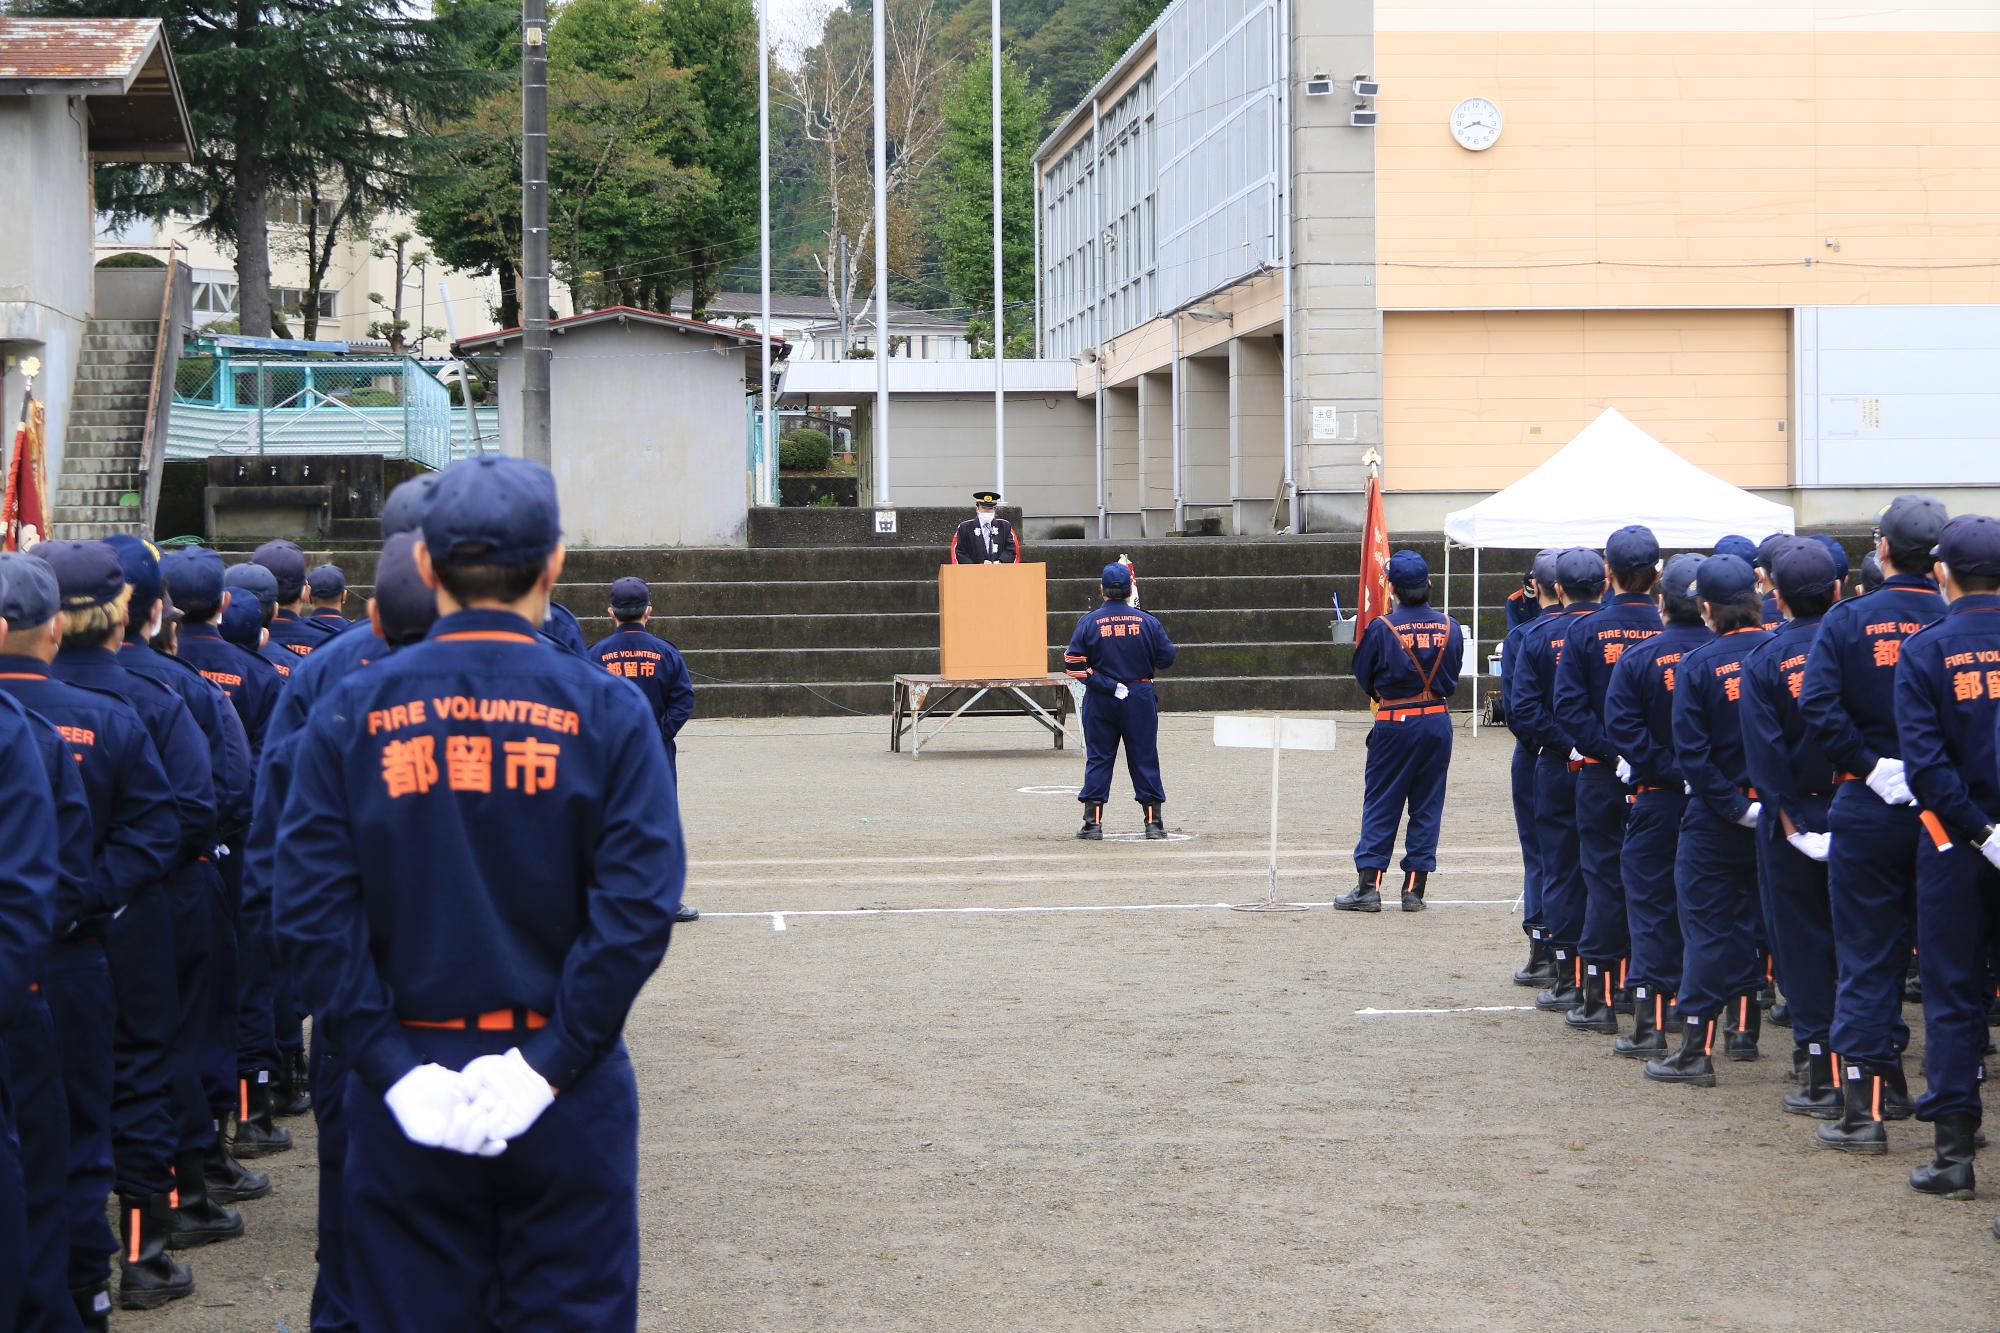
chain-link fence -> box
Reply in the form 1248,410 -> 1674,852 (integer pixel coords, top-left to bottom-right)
171,355 -> 454,470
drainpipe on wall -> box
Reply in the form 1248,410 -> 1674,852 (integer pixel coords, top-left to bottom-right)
1277,0 -> 1298,534
1170,313 -> 1183,534
1092,97 -> 1106,538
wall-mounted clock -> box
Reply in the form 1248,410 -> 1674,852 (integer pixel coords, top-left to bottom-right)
1451,97 -> 1502,151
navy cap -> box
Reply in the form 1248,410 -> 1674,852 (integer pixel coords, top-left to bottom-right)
1530,548 -> 1562,589
1810,534 -> 1850,582
1605,525 -> 1660,574
1713,534 -> 1757,562
1101,562 -> 1133,589
0,551 -> 60,629
157,584 -> 183,624
1386,549 -> 1429,589
1754,532 -> 1790,572
1695,553 -> 1756,602
973,490 -> 1000,506
307,564 -> 346,600
1859,552 -> 1884,593
1770,538 -> 1838,603
1661,554 -> 1705,613
610,576 -> 650,613
1555,547 -> 1606,593
422,456 -> 561,567
103,534 -> 163,619
1935,513 -> 2000,578
373,532 -> 438,647
252,540 -> 308,601
161,546 -> 226,612
219,595 -> 265,650
224,561 -> 279,613
1878,494 -> 1948,551
33,540 -> 126,610
381,472 -> 440,538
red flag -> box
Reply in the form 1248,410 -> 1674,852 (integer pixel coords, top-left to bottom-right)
2,391 -> 49,552
1355,470 -> 1391,635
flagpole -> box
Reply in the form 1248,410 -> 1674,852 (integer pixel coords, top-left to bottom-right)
991,0 -> 1004,500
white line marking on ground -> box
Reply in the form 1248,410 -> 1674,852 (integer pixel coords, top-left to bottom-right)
771,913 -> 787,932
1354,1005 -> 1537,1016
694,863 -> 1520,891
1015,785 -> 1076,795
695,898 -> 1513,924
689,848 -> 1520,870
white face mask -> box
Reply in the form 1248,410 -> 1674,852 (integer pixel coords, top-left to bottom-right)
977,509 -> 995,525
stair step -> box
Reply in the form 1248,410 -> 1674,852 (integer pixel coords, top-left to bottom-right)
87,319 -> 161,335
55,488 -> 143,508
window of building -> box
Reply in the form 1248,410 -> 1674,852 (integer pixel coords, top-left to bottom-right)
270,194 -> 341,231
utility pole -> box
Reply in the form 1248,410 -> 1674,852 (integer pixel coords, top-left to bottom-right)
521,0 -> 552,466
758,0 -> 775,505
991,0 -> 1004,498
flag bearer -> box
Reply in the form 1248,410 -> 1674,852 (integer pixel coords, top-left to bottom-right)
1553,525 -> 1663,1032
1645,555 -> 1770,1087
1799,495 -> 1948,1152
1604,554 -> 1711,1059
1067,563 -> 1176,840
1893,514 -> 2000,1201
1503,549 -> 1561,985
1336,549 -> 1463,913
277,455 -> 685,1330
1740,539 -> 1846,1117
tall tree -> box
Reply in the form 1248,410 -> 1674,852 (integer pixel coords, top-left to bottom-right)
932,53 -> 1044,356
657,0 -> 760,317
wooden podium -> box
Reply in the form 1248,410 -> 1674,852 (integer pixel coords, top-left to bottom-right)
938,562 -> 1047,678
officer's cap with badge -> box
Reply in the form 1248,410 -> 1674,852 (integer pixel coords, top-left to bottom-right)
162,546 -> 227,614
220,595 -> 264,650
225,560 -> 280,615
1770,537 -> 1838,603
381,472 -> 441,538
33,539 -> 127,610
610,576 -> 650,613
1877,493 -> 1949,553
308,564 -> 346,601
1693,553 -> 1756,602
1385,549 -> 1429,589
252,539 -> 309,602
1555,546 -> 1606,593
1934,513 -> 2000,579
423,455 -> 562,567
1604,525 -> 1660,574
104,534 -> 166,624
1713,534 -> 1757,563
0,550 -> 61,630
973,490 -> 1000,509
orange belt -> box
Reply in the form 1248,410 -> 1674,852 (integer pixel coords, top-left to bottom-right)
1568,756 -> 1604,772
403,1007 -> 548,1032
1376,704 -> 1447,722
1631,784 -> 1670,796
1835,772 -> 1861,784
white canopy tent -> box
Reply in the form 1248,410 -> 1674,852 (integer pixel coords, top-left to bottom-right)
1437,408 -> 1797,732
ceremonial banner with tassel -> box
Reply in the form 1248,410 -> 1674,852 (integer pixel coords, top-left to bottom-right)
1355,467 -> 1391,636
3,362 -> 49,551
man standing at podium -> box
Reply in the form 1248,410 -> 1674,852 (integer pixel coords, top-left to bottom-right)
1067,563 -> 1176,841
951,491 -> 1021,565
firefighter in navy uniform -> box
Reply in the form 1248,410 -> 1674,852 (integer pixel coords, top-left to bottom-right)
276,455 -> 685,1331
1799,494 -> 1948,1152
1066,562 -> 1176,840
1552,525 -> 1664,1031
1603,554 -> 1711,1059
1336,549 -> 1463,913
223,562 -> 298,683
1892,514 -> 2000,1202
254,539 -> 338,658
1503,549 -> 1561,984
307,564 -> 350,631
589,576 -> 700,924
951,490 -> 1022,564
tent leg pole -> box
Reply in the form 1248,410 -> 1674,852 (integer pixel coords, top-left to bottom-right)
1471,545 -> 1480,737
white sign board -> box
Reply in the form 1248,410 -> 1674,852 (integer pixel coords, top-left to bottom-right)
873,509 -> 898,535
1213,715 -> 1339,752
1311,405 -> 1341,442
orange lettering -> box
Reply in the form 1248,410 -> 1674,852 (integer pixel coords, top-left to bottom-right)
503,737 -> 561,794
445,736 -> 493,793
380,736 -> 439,799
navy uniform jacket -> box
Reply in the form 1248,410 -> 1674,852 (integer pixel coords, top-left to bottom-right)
1064,601 -> 1176,697
1603,623 -> 1713,789
1553,593 -> 1662,763
178,621 -> 284,758
275,608 -> 685,1092
1500,604 -> 1548,742
267,607 -> 337,659
1799,574 -> 1945,778
1896,594 -> 2000,841
1510,603 -> 1599,752
541,602 -> 588,657
586,624 -> 695,759
51,646 -> 217,870
1353,603 -> 1463,704
1761,592 -> 1784,627
120,639 -> 254,837
308,609 -> 350,633
1673,628 -> 1771,824
1741,615 -> 1837,833
6,692 -> 92,945
0,656 -> 177,924
1504,587 -> 1540,633
258,638 -> 297,683
951,517 -> 1021,564
0,692 -> 60,1015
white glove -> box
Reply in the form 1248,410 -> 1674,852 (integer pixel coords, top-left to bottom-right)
1787,830 -> 1832,862
1980,834 -> 2000,872
458,1048 -> 556,1146
1114,683 -> 1129,700
1737,802 -> 1763,829
1615,757 -> 1633,785
1569,748 -> 1583,763
384,1064 -> 470,1149
438,1092 -> 509,1157
1865,756 -> 1915,807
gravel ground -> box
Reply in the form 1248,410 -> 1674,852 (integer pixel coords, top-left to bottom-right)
130,710 -> 1996,1331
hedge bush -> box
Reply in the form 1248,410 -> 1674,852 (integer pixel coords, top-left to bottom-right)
780,428 -> 833,471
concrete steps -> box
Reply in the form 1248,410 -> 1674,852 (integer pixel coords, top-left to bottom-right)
50,316 -> 158,542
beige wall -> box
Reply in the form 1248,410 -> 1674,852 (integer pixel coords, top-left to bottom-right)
853,393 -> 1097,521
1382,309 -> 1790,491
1373,28 -> 2000,310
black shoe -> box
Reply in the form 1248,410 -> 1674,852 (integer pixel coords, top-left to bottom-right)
1883,1061 -> 1916,1121
1816,1062 -> 1890,1154
1613,986 -> 1671,1059
1769,1000 -> 1792,1028
166,1148 -> 244,1250
1783,1043 -> 1843,1119
1904,971 -> 1923,1004
229,1075 -> 293,1158
1645,1012 -> 1717,1086
1077,802 -> 1103,841
1513,933 -> 1556,988
1564,961 -> 1619,1034
1400,869 -> 1427,913
675,902 -> 701,922
273,1048 -> 312,1118
117,1195 -> 194,1309
1909,1114 -> 1978,1200
1143,803 -> 1168,840
203,1138 -> 271,1203
71,1282 -> 111,1331
1723,993 -> 1761,1062
1334,870 -> 1383,914
1535,949 -> 1580,1012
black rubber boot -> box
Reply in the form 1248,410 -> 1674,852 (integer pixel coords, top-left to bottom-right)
229,1075 -> 294,1157
1400,869 -> 1428,913
1769,1000 -> 1792,1028
1816,1062 -> 1891,1154
674,902 -> 701,922
1644,1012 -> 1717,1086
1535,949 -> 1580,1013
1883,1060 -> 1916,1121
1723,993 -> 1761,1062
166,1148 -> 244,1249
1513,931 -> 1556,988
203,1136 -> 270,1203
1143,803 -> 1168,840
273,1048 -> 312,1118
1565,960 -> 1619,1034
71,1282 -> 111,1331
117,1195 -> 194,1309
1334,870 -> 1383,914
1613,986 -> 1671,1059
1612,963 -> 1635,1015
1076,803 -> 1103,841
1783,1043 -> 1843,1119
1909,1114 -> 1978,1200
